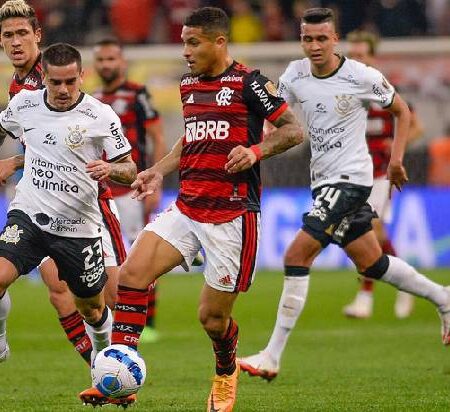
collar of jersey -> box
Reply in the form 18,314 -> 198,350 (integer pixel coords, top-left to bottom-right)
43,90 -> 85,112
14,53 -> 42,84
311,55 -> 346,80
198,60 -> 237,82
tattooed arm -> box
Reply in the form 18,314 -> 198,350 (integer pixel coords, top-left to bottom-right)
225,106 -> 303,173
86,154 -> 137,185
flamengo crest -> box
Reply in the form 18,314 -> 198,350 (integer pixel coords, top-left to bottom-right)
216,87 -> 234,106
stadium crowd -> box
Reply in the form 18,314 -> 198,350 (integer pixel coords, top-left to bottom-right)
26,0 -> 450,46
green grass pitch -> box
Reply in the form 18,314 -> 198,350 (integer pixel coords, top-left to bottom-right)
1,269 -> 450,411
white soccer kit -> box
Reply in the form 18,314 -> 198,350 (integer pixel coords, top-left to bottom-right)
278,57 -> 395,190
0,89 -> 132,238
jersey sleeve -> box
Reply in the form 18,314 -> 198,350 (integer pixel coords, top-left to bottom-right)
277,76 -> 297,107
102,108 -> 132,162
0,95 -> 23,139
136,87 -> 159,124
361,66 -> 396,108
243,71 -> 288,123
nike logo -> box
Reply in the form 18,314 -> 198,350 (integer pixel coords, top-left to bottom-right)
24,127 -> 35,132
300,100 -> 308,103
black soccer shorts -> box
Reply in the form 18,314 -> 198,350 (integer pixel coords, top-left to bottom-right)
302,183 -> 377,248
0,209 -> 106,298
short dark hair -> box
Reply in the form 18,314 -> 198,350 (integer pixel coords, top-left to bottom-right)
94,38 -> 123,50
0,0 -> 39,32
346,30 -> 379,56
184,7 -> 230,38
42,43 -> 82,72
301,8 -> 335,25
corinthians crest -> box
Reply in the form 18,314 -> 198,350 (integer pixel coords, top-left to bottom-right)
66,125 -> 86,149
334,94 -> 353,116
0,225 -> 24,244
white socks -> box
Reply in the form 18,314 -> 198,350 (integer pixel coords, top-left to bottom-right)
265,276 -> 309,364
381,255 -> 448,310
84,306 -> 112,362
0,291 -> 11,352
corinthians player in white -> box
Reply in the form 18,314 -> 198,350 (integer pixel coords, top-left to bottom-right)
239,8 -> 450,381
0,43 -> 136,373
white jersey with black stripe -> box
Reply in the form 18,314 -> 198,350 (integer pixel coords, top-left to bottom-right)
278,56 -> 395,190
0,89 -> 132,238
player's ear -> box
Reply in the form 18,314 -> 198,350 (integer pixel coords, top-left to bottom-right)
79,68 -> 84,84
35,27 -> 42,44
215,34 -> 227,49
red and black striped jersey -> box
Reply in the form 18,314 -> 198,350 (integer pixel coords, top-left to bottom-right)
94,81 -> 159,197
9,55 -> 44,99
176,61 -> 288,224
366,104 -> 394,178
9,54 -> 112,200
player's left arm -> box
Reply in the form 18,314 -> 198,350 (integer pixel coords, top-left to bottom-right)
385,93 -> 411,194
86,154 -> 137,185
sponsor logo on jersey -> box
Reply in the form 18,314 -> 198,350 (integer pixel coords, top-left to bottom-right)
185,120 -> 230,142
76,107 -> 98,119
315,103 -> 327,113
24,77 -> 38,88
31,166 -> 80,193
250,80 -> 274,111
181,76 -> 199,86
2,108 -> 13,121
334,94 -> 353,115
290,71 -> 310,82
372,84 -> 388,105
337,74 -> 360,86
66,125 -> 86,149
186,94 -> 195,104
110,122 -> 127,150
216,87 -> 234,106
17,99 -> 39,111
0,224 -> 23,244
43,133 -> 57,145
220,75 -> 243,83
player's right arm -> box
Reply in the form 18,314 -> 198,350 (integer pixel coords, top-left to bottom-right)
131,136 -> 183,201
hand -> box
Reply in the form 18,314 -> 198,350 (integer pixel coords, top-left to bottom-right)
387,162 -> 408,198
131,169 -> 163,201
86,160 -> 111,181
225,145 -> 257,174
0,157 -> 18,185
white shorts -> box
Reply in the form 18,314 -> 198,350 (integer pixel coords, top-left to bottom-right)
113,192 -> 144,243
367,177 -> 392,223
40,198 -> 126,268
145,203 -> 260,293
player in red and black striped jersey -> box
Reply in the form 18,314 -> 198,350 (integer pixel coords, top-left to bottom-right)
342,30 -> 424,319
98,7 -> 302,412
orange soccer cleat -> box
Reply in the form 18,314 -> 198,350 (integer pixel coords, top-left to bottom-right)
207,363 -> 240,412
79,387 -> 136,408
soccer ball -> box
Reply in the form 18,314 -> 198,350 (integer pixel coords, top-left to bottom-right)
92,344 -> 146,398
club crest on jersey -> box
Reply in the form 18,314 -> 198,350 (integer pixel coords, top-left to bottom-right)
216,87 -> 234,106
66,125 -> 86,149
0,225 -> 24,244
334,94 -> 353,116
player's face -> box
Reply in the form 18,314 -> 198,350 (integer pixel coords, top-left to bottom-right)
301,22 -> 338,70
0,17 -> 41,69
348,41 -> 374,66
181,26 -> 223,77
93,44 -> 125,84
44,62 -> 83,111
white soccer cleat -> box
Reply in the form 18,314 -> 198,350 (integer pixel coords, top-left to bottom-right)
438,286 -> 450,345
343,291 -> 373,319
394,291 -> 414,319
238,351 -> 279,382
0,342 -> 10,363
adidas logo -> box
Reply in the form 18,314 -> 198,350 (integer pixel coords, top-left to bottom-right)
186,94 -> 194,104
218,275 -> 233,286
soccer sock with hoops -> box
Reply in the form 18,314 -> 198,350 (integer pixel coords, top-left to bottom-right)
0,291 -> 11,351
265,266 -> 310,365
112,285 -> 148,349
212,318 -> 238,376
145,282 -> 157,328
59,311 -> 92,365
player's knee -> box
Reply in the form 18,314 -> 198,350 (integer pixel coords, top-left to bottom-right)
78,301 -> 104,324
359,254 -> 390,280
198,309 -> 227,340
